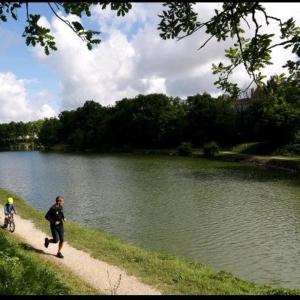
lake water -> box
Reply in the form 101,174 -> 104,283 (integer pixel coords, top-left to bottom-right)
0,151 -> 300,289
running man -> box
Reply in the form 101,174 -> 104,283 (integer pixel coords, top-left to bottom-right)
44,195 -> 65,258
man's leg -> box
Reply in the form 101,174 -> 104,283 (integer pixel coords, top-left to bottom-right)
58,241 -> 64,252
44,225 -> 59,248
50,224 -> 59,243
56,225 -> 64,258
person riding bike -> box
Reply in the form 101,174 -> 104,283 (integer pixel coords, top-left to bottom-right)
3,197 -> 17,228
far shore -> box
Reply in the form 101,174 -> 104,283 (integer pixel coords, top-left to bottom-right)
1,143 -> 300,173
16,143 -> 300,173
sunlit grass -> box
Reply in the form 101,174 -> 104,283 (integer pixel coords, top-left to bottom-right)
0,230 -> 98,295
0,187 -> 299,295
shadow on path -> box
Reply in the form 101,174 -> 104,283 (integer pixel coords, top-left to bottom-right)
19,242 -> 57,257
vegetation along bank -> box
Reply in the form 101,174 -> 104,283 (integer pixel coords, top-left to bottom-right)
0,188 -> 299,295
0,73 -> 299,160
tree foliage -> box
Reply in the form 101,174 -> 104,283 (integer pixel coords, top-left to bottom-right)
1,74 -> 298,152
0,120 -> 43,149
203,141 -> 219,158
247,74 -> 300,144
158,2 -> 300,96
0,2 -> 299,95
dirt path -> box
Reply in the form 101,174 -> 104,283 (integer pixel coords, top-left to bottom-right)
0,214 -> 161,295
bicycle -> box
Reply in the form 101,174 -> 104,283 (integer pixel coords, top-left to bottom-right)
6,213 -> 15,233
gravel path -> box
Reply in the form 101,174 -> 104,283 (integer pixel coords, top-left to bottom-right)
0,213 -> 161,295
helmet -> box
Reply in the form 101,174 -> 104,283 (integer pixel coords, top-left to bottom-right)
7,197 -> 14,204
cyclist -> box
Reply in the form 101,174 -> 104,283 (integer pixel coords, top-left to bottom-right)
3,197 -> 17,228
44,196 -> 65,259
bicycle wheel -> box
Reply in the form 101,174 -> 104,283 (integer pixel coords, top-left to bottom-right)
9,220 -> 15,233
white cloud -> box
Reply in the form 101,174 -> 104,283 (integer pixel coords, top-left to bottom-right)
33,13 -> 141,110
90,3 -> 163,37
0,72 -> 57,123
28,90 -> 58,119
36,104 -> 57,119
31,3 -> 229,109
28,2 -> 300,114
142,77 -> 167,94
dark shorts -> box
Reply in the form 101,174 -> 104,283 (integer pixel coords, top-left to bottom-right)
50,223 -> 64,242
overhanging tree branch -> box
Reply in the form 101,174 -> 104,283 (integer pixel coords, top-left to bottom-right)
25,2 -> 29,22
1,1 -> 299,96
47,2 -> 85,42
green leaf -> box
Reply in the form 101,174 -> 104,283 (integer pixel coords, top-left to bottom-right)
72,21 -> 84,32
44,46 -> 49,55
0,15 -> 7,22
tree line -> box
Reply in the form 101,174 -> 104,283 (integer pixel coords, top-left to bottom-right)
38,93 -> 240,151
0,75 -> 299,154
0,120 -> 43,150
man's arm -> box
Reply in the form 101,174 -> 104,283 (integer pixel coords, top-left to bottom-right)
45,208 -> 55,224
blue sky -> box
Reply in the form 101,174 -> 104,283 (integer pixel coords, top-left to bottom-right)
0,3 -> 61,114
1,2 -> 300,123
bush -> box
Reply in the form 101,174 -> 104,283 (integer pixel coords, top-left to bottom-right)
232,142 -> 278,155
177,142 -> 193,156
121,144 -> 133,153
294,130 -> 300,143
203,141 -> 219,157
111,144 -> 133,153
274,143 -> 300,156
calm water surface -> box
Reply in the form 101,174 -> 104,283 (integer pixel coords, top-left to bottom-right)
0,151 -> 300,288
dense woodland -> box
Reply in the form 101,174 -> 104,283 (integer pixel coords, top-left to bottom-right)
0,75 -> 299,154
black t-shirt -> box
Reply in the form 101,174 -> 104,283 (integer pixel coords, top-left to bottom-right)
45,204 -> 65,224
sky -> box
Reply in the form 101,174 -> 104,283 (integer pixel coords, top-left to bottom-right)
1,2 -> 300,123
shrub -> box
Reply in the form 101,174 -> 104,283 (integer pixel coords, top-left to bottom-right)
110,144 -> 133,153
121,144 -> 133,153
203,141 -> 219,157
294,130 -> 300,143
177,142 -> 193,156
274,143 -> 300,156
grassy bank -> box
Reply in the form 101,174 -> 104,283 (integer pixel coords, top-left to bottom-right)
132,145 -> 300,173
1,188 -> 299,295
0,225 -> 99,294
217,143 -> 300,172
217,151 -> 300,172
28,142 -> 300,173
131,148 -> 300,173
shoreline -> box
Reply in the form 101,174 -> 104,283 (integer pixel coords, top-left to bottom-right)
216,151 -> 300,173
0,187 -> 299,294
1,146 -> 300,173
40,146 -> 300,173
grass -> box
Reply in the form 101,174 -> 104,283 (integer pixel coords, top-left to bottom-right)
0,188 -> 300,295
0,229 -> 99,295
230,142 -> 266,154
227,142 -> 300,159
213,141 -> 300,172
